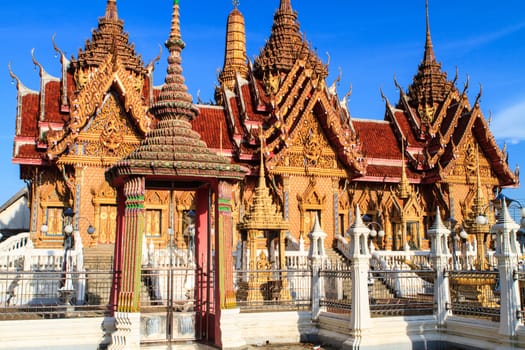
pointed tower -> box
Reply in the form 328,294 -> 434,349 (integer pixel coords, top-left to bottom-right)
253,0 -> 327,82
218,0 -> 248,92
105,1 -> 245,320
406,0 -> 454,119
72,0 -> 146,75
106,0 -> 244,182
238,136 -> 289,300
238,136 -> 288,231
464,147 -> 490,270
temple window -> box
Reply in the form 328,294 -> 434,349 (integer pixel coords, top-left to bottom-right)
407,221 -> 420,249
44,206 -> 65,236
97,204 -> 117,244
145,209 -> 162,237
305,209 -> 321,232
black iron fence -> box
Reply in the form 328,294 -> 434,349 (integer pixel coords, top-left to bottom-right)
368,269 -> 435,317
318,267 -> 435,317
140,266 -> 197,313
447,271 -> 500,322
0,269 -> 116,320
234,269 -> 312,312
319,269 -> 352,314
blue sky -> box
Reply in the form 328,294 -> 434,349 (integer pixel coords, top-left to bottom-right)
1,0 -> 525,205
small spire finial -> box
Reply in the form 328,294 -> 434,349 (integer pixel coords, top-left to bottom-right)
279,0 -> 292,11
105,0 -> 118,20
424,0 -> 436,63
232,0 -> 240,9
168,0 -> 184,49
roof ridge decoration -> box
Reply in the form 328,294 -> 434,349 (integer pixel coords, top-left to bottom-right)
72,0 -> 146,75
254,0 -> 327,93
106,0 -> 245,182
46,52 -> 152,159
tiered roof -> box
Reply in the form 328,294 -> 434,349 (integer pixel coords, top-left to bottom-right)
11,0 -> 518,193
238,138 -> 289,231
11,0 -> 153,168
73,0 -> 146,75
254,0 -> 327,80
350,1 -> 517,188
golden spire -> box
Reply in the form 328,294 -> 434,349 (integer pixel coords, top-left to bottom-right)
254,0 -> 327,79
406,0 -> 452,117
279,0 -> 292,11
238,132 -> 288,231
219,2 -> 248,91
423,0 -> 436,64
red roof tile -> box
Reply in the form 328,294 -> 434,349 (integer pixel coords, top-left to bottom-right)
20,94 -> 39,137
44,81 -> 63,123
353,119 -> 400,159
392,110 -> 424,147
192,106 -> 234,150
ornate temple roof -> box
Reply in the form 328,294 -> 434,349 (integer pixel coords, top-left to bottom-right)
11,0 -> 518,191
380,0 -> 518,187
72,0 -> 147,75
11,0 -> 154,168
253,0 -> 327,80
106,1 -> 245,183
405,1 -> 454,115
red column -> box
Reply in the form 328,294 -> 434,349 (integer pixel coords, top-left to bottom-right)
116,176 -> 145,312
110,186 -> 126,314
217,180 -> 236,309
195,184 -> 214,343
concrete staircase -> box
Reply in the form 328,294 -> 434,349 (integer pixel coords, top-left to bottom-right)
325,247 -> 349,267
83,244 -> 114,271
82,244 -> 114,306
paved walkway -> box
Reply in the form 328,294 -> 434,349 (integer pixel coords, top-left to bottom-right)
143,342 -> 331,349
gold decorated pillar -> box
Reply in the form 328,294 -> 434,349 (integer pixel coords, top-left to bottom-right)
217,180 -> 237,308
383,211 -> 393,251
117,176 -> 145,312
247,229 -> 261,301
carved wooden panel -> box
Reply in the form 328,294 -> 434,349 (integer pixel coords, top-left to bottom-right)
81,92 -> 141,161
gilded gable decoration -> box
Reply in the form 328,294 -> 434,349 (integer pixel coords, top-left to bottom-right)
47,54 -> 152,159
463,137 -> 477,184
79,92 -> 142,162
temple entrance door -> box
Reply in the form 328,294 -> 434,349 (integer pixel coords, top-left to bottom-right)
140,254 -> 200,345
98,205 -> 117,244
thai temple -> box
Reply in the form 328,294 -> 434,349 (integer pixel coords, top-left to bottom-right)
3,0 -> 523,349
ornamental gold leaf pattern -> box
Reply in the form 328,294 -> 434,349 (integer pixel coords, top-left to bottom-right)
47,54 -> 151,158
82,93 -> 141,159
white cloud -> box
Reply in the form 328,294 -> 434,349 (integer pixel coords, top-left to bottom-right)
491,99 -> 525,144
442,21 -> 525,53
